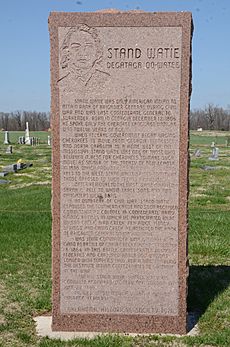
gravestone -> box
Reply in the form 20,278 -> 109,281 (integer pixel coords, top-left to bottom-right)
209,147 -> 219,161
25,122 -> 31,145
2,162 -> 32,173
18,136 -> 25,144
47,135 -> 51,146
2,164 -> 17,173
194,148 -> 201,157
0,172 -> 8,177
5,145 -> 13,154
4,131 -> 10,145
49,11 -> 193,335
211,141 -> 215,148
201,165 -> 216,171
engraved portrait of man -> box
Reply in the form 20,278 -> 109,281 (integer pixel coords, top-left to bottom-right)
59,24 -> 110,93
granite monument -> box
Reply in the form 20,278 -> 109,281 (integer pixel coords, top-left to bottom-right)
49,11 -> 193,334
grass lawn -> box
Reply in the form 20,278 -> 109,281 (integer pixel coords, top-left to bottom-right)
190,130 -> 230,146
0,131 -> 229,346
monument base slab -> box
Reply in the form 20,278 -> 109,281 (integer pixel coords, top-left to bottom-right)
33,315 -> 199,341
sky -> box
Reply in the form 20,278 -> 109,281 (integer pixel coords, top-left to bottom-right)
0,0 -> 229,112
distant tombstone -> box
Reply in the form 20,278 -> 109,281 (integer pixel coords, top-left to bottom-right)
194,148 -> 201,157
47,135 -> 51,146
2,164 -> 17,172
209,147 -> 219,161
2,162 -> 31,173
3,131 -> 10,145
201,165 -> 217,171
197,128 -> 202,132
0,172 -> 8,177
29,137 -> 39,146
18,136 -> 25,144
25,122 -> 31,145
5,145 -> 12,154
16,163 -> 24,170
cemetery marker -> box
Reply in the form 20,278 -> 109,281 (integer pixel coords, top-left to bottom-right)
4,131 -> 10,145
49,11 -> 193,334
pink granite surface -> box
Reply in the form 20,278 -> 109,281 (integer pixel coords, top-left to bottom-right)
49,11 -> 193,334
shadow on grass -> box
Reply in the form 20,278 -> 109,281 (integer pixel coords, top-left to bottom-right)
187,265 -> 230,329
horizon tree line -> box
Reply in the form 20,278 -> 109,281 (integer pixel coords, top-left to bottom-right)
0,111 -> 50,131
190,104 -> 230,131
0,104 -> 230,131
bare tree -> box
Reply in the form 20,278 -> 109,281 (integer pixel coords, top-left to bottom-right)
205,104 -> 216,130
14,111 -> 23,130
190,105 -> 230,131
0,112 -> 10,130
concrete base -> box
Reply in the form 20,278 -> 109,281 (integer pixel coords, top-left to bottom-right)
34,315 -> 199,341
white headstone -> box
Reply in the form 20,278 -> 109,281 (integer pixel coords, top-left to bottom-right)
5,145 -> 12,154
4,131 -> 10,145
209,147 -> 219,161
25,122 -> 31,145
47,136 -> 51,146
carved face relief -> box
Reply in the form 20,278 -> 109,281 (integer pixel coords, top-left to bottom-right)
68,31 -> 97,72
